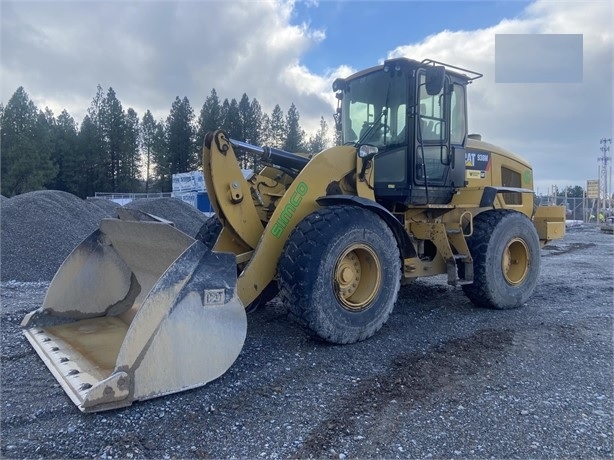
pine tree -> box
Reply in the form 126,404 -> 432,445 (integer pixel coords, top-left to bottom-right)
141,110 -> 157,193
269,104 -> 286,149
121,107 -> 141,192
78,113 -> 107,196
196,89 -> 223,151
245,98 -> 265,170
49,109 -> 81,196
238,94 -> 265,169
307,116 -> 330,154
245,98 -> 264,146
36,107 -> 56,181
165,96 -> 196,189
283,103 -> 305,152
0,87 -> 57,196
221,98 -> 241,140
260,113 -> 271,146
238,93 -> 250,141
101,87 -> 125,192
152,120 -> 170,192
80,85 -> 108,193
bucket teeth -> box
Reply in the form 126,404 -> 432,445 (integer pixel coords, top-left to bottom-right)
23,326 -> 104,408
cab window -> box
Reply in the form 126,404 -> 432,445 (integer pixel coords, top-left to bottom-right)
418,74 -> 445,141
450,84 -> 466,145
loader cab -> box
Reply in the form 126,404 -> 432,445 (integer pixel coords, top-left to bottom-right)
333,57 -> 482,206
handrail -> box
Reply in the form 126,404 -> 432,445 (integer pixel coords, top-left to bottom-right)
421,59 -> 483,81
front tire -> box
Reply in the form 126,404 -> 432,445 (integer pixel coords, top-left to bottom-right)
195,216 -> 223,249
278,206 -> 401,344
463,210 -> 541,309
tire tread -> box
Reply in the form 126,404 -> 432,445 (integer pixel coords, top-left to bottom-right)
278,206 -> 400,344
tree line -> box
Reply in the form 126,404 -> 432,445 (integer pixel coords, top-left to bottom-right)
0,86 -> 336,198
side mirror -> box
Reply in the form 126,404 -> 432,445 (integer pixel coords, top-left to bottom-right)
332,78 -> 347,92
425,66 -> 445,96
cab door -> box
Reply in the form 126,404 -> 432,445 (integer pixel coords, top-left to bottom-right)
413,70 -> 466,202
415,70 -> 449,187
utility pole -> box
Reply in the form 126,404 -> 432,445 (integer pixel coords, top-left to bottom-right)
598,137 -> 612,221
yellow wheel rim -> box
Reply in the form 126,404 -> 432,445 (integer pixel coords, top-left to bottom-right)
502,238 -> 530,285
335,244 -> 381,311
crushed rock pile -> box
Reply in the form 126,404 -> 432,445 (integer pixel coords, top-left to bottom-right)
1,191 -> 114,282
1,191 -> 209,282
86,197 -> 121,215
123,198 -> 208,239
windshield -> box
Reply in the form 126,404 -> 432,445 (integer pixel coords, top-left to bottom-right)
341,69 -> 407,149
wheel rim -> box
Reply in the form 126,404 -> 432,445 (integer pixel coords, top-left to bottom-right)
502,238 -> 530,285
334,244 -> 382,311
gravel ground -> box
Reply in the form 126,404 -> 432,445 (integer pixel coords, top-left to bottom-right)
1,213 -> 613,458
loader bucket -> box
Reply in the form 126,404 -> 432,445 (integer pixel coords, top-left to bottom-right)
21,210 -> 246,412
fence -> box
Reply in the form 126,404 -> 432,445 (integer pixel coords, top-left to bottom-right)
91,192 -> 172,206
536,195 -> 610,222
91,192 -> 608,223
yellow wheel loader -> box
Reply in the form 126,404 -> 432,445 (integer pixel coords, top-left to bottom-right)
22,58 -> 566,412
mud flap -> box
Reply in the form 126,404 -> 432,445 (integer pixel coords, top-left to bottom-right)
22,214 -> 246,412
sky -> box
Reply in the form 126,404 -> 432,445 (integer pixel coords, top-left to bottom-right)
1,0 -> 613,194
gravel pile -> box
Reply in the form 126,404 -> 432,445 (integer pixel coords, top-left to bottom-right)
1,191 -> 209,282
86,197 -> 121,215
1,191 -> 115,282
123,197 -> 208,238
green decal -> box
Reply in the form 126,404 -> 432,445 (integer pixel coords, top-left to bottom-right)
271,181 -> 309,239
523,169 -> 532,184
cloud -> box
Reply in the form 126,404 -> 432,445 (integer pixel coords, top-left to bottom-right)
1,0 -> 329,130
1,0 -> 612,191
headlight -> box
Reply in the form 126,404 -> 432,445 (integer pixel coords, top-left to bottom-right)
358,145 -> 378,159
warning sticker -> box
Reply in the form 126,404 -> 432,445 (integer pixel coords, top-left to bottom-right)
466,170 -> 483,179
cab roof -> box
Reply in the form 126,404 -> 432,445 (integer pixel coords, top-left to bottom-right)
338,57 -> 482,86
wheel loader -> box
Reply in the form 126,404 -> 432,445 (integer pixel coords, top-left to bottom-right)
22,57 -> 566,412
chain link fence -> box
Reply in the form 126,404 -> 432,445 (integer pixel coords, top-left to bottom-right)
536,195 -> 612,222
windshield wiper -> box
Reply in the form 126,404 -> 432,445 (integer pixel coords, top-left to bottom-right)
357,81 -> 391,146
358,110 -> 385,145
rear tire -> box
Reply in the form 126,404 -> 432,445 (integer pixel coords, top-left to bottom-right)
278,206 -> 401,344
462,210 -> 540,309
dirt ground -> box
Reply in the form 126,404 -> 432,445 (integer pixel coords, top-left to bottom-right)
1,224 -> 612,459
